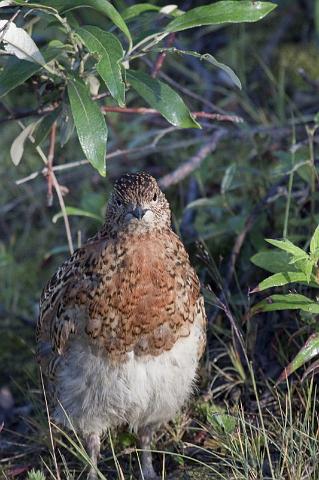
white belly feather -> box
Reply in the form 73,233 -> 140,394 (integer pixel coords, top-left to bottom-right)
53,323 -> 201,436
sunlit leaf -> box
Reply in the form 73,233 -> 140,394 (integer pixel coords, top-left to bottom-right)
250,293 -> 319,316
251,272 -> 313,293
165,1 -> 277,33
0,20 -> 45,64
52,207 -> 103,223
266,238 -> 308,260
67,78 -> 108,176
37,0 -> 132,49
277,333 -> 319,383
76,26 -> 125,106
10,122 -> 38,166
126,70 -> 200,128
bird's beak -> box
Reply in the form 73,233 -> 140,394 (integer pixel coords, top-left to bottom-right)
132,206 -> 147,220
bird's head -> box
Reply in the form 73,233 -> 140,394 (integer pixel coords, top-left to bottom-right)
106,172 -> 171,231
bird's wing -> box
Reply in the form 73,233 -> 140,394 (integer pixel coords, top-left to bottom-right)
36,237 -> 109,375
37,229 -> 206,375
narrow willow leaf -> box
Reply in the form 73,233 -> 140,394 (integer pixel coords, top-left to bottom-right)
38,0 -> 132,49
68,78 -> 108,176
121,3 -> 160,21
0,20 -> 45,64
10,122 -> 38,166
221,164 -> 237,194
165,1 -> 277,33
59,103 -> 75,147
277,333 -> 319,383
126,70 -> 200,128
252,272 -> 311,293
157,48 -> 241,89
33,109 -> 61,146
52,207 -> 103,224
266,238 -> 308,260
0,48 -> 59,98
310,224 -> 319,258
76,26 -> 125,106
250,293 -> 319,316
251,250 -> 298,274
0,57 -> 40,97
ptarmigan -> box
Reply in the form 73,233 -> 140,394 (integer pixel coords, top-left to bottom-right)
36,172 -> 207,479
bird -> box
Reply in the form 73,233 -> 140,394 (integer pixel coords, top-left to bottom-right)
36,172 -> 207,479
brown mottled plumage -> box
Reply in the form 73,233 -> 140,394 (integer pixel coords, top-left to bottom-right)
37,172 -> 207,479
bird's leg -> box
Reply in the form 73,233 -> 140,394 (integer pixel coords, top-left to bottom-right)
86,432 -> 101,480
138,425 -> 158,480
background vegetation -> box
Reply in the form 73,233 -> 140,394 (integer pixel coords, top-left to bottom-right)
1,0 -> 319,479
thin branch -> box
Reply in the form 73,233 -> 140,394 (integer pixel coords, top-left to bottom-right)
158,129 -> 226,189
46,121 -> 57,207
50,170 -> 74,254
15,136 -> 211,185
0,104 -> 57,124
152,33 -> 175,78
101,106 -> 243,124
1,103 -> 243,125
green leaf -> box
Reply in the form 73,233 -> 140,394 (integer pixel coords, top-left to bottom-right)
0,57 -> 40,98
67,78 -> 108,176
33,109 -> 61,146
266,238 -> 308,260
52,206 -> 103,224
251,250 -> 298,274
253,272 -> 313,293
0,48 -> 57,98
157,48 -> 241,89
251,294 -> 319,316
221,163 -> 237,193
310,224 -> 319,258
38,0 -> 132,49
121,3 -> 160,21
165,1 -> 277,33
76,26 -> 125,107
126,70 -> 200,128
277,333 -> 319,383
208,412 -> 237,434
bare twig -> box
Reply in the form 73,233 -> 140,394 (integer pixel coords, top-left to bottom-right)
152,33 -> 175,78
15,136 -> 212,185
101,106 -> 243,124
1,103 -> 243,124
50,170 -> 74,254
46,121 -> 57,207
159,129 -> 226,189
0,104 -> 57,124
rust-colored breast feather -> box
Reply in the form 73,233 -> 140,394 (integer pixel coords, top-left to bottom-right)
37,227 -> 203,366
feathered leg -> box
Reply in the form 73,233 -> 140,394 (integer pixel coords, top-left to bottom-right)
138,425 -> 158,480
86,432 -> 101,480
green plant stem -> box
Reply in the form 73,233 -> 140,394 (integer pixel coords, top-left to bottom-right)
283,121 -> 296,238
306,125 -> 318,230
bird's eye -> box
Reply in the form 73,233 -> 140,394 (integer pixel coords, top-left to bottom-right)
115,198 -> 122,207
152,193 -> 158,202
